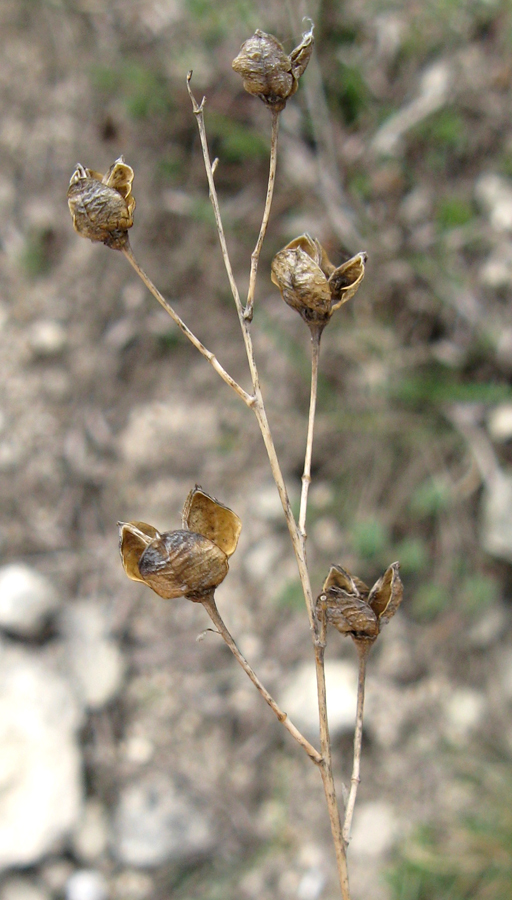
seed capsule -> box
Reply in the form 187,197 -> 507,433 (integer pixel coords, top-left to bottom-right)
271,234 -> 367,333
232,24 -> 314,112
118,487 -> 241,602
317,562 -> 403,644
67,157 -> 135,250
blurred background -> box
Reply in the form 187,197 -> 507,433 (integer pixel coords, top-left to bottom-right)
1,0 -> 512,898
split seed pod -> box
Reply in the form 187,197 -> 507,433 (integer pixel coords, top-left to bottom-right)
118,487 -> 241,602
317,562 -> 403,645
271,234 -> 367,334
67,157 -> 135,250
232,24 -> 314,112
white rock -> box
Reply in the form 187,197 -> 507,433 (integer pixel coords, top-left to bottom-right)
72,800 -> 109,862
349,801 -> 400,857
111,871 -> 153,900
481,471 -> 512,562
113,775 -> 213,867
497,648 -> 512,700
488,404 -> 512,442
28,320 -> 67,356
372,61 -> 451,155
65,871 -> 108,900
0,643 -> 83,869
61,602 -> 124,710
278,660 -> 358,738
475,173 -> 512,231
479,244 -> 512,289
468,604 -> 508,649
0,878 -> 50,900
443,687 -> 486,743
0,564 -> 60,637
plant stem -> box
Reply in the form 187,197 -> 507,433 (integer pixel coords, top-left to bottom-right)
316,609 -> 352,899
201,592 -> 322,765
187,75 -> 350,898
342,641 -> 371,844
121,243 -> 253,408
299,328 -> 321,540
244,109 -> 280,322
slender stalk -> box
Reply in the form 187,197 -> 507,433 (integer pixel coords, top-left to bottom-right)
316,609 -> 351,899
299,328 -> 321,540
121,243 -> 254,408
342,641 -> 371,844
187,76 -> 351,896
201,592 -> 322,765
244,109 -> 280,322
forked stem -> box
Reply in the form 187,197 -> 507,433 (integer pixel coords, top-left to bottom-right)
201,592 -> 322,765
121,243 -> 254,408
343,641 -> 371,843
187,74 -> 351,899
244,109 -> 280,321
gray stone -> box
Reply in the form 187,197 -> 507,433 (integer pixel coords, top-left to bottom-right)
113,774 -> 213,868
481,471 -> 512,562
60,601 -> 124,710
278,660 -> 358,738
0,564 -> 60,637
72,800 -> 109,862
475,173 -> 512,231
349,801 -> 400,857
0,878 -> 50,900
0,643 -> 83,869
65,871 -> 107,900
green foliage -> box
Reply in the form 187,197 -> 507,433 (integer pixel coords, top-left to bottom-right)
350,517 -> 389,561
410,476 -> 451,518
331,62 -> 368,126
20,229 -> 54,277
393,537 -> 429,575
457,572 -> 500,613
387,768 -> 512,899
91,63 -> 174,120
207,113 -> 269,163
183,0 -> 254,43
410,582 -> 448,620
436,196 -> 474,230
275,579 -> 305,611
392,366 -> 512,408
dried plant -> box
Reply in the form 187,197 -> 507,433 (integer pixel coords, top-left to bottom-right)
67,21 -> 404,899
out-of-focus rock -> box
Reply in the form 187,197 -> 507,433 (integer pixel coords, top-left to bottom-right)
0,564 -> 60,637
0,643 -> 83,870
60,601 -> 124,710
119,400 -> 219,469
468,603 -> 508,649
479,243 -> 512,289
481,471 -> 512,562
64,871 -> 108,900
28,320 -> 67,357
475,173 -> 512,231
372,61 -> 451,155
72,800 -> 109,862
278,660 -> 358,738
487,404 -> 512,442
111,871 -> 153,900
112,774 -> 214,868
0,878 -> 50,900
349,801 -> 400,857
443,687 -> 486,743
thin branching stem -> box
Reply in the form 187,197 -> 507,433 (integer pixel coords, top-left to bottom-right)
121,243 -> 254,408
299,328 -> 321,540
343,641 -> 371,844
201,592 -> 322,765
187,74 -> 351,898
244,109 -> 280,322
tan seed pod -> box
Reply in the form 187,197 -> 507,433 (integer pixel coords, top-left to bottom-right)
138,530 -> 229,601
271,233 -> 367,332
182,485 -> 242,558
67,157 -> 135,250
368,562 -> 403,623
118,521 -> 161,583
317,561 -> 403,643
232,24 -> 314,112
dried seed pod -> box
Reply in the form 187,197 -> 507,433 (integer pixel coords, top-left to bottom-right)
138,530 -> 229,601
317,562 -> 403,644
271,233 -> 367,333
232,23 -> 314,112
182,485 -> 242,558
118,488 -> 241,602
67,157 -> 135,250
